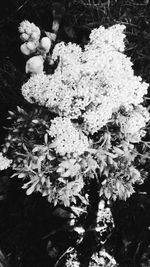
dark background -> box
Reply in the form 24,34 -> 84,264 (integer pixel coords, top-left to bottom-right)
1,1 -> 150,266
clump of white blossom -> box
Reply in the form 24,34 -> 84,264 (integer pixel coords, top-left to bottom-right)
3,23 -> 150,206
19,20 -> 52,76
116,105 -> 149,143
0,153 -> 12,171
96,202 -> 114,234
19,20 -> 41,54
19,20 -> 41,43
22,24 -> 148,134
48,117 -> 89,156
65,249 -> 80,267
64,248 -> 117,267
89,249 -> 117,267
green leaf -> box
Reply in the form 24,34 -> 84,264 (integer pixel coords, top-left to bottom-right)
104,187 -> 112,199
32,147 -> 40,153
8,111 -> 15,116
26,184 -> 36,195
11,173 -> 18,178
32,120 -> 39,124
44,133 -> 48,144
18,173 -> 26,178
113,146 -> 124,155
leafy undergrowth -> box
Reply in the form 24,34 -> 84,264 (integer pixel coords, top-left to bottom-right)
1,0 -> 150,266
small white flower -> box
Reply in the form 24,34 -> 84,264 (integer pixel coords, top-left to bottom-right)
20,43 -> 31,56
0,153 -> 12,170
48,117 -> 89,156
40,37 -> 51,53
19,20 -> 41,44
25,55 -> 44,75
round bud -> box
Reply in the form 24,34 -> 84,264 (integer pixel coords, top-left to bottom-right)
40,37 -> 51,53
25,27 -> 32,36
26,41 -> 37,52
20,43 -> 31,55
31,31 -> 40,41
20,33 -> 29,42
18,26 -> 24,34
35,27 -> 41,36
25,55 -> 44,75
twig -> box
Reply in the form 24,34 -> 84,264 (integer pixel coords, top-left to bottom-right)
54,247 -> 74,267
16,0 -> 30,12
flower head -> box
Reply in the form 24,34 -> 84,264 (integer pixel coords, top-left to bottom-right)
0,153 -> 12,170
48,117 -> 89,156
21,24 -> 148,134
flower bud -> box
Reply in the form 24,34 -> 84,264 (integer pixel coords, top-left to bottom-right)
25,27 -> 32,35
25,55 -> 44,75
20,43 -> 31,55
20,33 -> 29,42
31,31 -> 40,41
40,37 -> 51,53
26,41 -> 37,52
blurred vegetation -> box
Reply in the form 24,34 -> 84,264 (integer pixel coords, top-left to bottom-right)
1,0 -> 150,266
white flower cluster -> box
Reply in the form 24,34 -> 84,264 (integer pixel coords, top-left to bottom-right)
118,105 -> 149,141
21,24 -> 149,134
65,250 -> 80,267
21,73 -> 50,104
19,20 -> 41,55
88,24 -> 126,52
19,20 -> 40,43
89,250 -> 117,267
0,153 -> 12,171
48,117 -> 89,156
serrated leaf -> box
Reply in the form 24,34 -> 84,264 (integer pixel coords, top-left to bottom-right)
57,166 -> 65,173
44,133 -> 48,144
113,147 -> 124,155
26,184 -> 36,195
28,128 -> 34,132
71,196 -> 77,204
17,106 -> 24,113
103,167 -> 109,177
32,147 -> 40,153
116,180 -> 122,192
23,143 -> 28,152
54,199 -> 58,206
107,156 -> 113,165
18,173 -> 26,178
63,197 -> 70,207
104,188 -> 111,199
17,118 -> 24,122
58,177 -> 66,183
61,169 -> 71,177
47,154 -> 55,161
11,173 -> 18,178
41,175 -> 46,184
42,190 -> 49,197
105,151 -> 118,158
32,120 -> 39,124
8,111 -> 15,116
